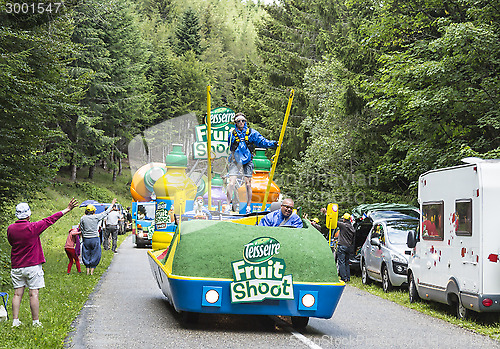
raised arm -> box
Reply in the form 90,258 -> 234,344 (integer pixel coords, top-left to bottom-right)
62,198 -> 79,215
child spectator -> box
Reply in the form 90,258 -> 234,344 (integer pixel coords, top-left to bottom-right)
65,225 -> 82,274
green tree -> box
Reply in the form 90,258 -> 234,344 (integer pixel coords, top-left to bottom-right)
361,0 -> 500,191
149,50 -> 207,122
0,2 -> 87,203
174,8 -> 202,56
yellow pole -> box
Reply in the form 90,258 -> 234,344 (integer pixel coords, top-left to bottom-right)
261,89 -> 294,211
206,86 -> 212,210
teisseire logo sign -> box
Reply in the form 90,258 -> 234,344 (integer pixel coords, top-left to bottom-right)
230,237 -> 294,303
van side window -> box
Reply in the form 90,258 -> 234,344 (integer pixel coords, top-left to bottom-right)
455,199 -> 472,236
422,202 -> 444,241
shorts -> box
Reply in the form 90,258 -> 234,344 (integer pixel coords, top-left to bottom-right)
228,159 -> 254,178
11,264 -> 45,289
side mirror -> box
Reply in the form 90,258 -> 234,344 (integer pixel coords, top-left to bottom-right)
370,238 -> 381,247
407,230 -> 418,248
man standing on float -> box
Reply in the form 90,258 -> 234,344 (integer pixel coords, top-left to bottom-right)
226,113 -> 278,214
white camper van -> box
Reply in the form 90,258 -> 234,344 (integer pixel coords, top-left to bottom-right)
407,159 -> 500,319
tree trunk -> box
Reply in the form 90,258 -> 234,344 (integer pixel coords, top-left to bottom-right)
70,164 -> 77,181
88,163 -> 95,179
118,156 -> 122,176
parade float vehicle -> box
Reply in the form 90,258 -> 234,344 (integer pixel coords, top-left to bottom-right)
129,88 -> 345,327
147,215 -> 344,328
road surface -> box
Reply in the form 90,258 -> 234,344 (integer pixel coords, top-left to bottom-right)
66,235 -> 500,348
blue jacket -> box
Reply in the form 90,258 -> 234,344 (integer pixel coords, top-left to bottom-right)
228,125 -> 276,165
258,210 -> 304,228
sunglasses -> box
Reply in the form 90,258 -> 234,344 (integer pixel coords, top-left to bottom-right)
235,119 -> 246,123
282,205 -> 294,210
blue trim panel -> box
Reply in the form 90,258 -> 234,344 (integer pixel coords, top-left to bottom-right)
166,277 -> 344,318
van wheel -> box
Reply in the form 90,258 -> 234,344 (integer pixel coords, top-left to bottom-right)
291,316 -> 309,329
409,273 -> 420,303
381,265 -> 393,292
456,300 -> 471,320
361,260 -> 371,285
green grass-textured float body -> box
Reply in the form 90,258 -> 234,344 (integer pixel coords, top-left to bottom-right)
172,219 -> 339,283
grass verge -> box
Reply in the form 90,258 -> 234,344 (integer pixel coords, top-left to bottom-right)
0,167 -> 132,348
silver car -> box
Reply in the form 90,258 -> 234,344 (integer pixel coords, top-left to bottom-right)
360,212 -> 418,292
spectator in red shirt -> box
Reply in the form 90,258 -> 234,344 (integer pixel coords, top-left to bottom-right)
7,198 -> 78,327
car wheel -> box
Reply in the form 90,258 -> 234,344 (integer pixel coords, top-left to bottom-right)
361,260 -> 371,285
381,265 -> 393,292
408,273 -> 420,303
456,300 -> 471,320
291,316 -> 309,329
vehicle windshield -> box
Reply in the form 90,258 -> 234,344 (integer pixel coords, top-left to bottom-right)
138,203 -> 156,220
386,220 -> 419,245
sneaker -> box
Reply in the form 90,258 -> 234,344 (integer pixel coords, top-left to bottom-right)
232,201 -> 239,212
246,206 -> 252,214
32,320 -> 42,327
12,319 -> 22,327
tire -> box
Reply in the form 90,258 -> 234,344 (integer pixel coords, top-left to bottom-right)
408,273 -> 420,303
181,311 -> 199,325
381,265 -> 393,292
361,260 -> 371,285
291,316 -> 309,329
456,300 -> 472,320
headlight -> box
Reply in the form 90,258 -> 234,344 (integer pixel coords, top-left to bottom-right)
391,253 -> 407,264
298,290 -> 318,311
202,286 -> 222,307
205,289 -> 219,304
302,294 -> 315,308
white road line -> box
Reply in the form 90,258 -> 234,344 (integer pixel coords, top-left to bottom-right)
270,316 -> 324,349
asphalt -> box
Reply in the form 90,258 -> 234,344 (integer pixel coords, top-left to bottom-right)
65,235 -> 500,349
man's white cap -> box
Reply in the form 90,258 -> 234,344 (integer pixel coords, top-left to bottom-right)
15,202 -> 31,219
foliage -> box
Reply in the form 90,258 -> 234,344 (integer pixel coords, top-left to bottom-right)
173,7 -> 202,56
0,1 -> 88,203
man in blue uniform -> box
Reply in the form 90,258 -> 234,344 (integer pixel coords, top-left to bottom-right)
226,113 -> 278,214
259,199 -> 303,228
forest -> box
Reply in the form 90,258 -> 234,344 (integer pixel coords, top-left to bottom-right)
0,0 -> 499,215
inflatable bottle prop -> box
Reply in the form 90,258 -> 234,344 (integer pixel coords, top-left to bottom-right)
238,148 -> 280,213
152,144 -> 197,249
203,173 -> 227,211
130,162 -> 167,202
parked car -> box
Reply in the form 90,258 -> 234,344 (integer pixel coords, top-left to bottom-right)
360,211 -> 419,292
349,203 -> 419,271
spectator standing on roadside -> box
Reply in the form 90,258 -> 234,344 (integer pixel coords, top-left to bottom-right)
310,217 -> 322,232
103,205 -> 122,253
79,198 -> 117,275
336,213 -> 355,282
64,225 -> 82,274
7,198 -> 79,327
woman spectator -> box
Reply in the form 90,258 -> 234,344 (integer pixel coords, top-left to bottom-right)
79,198 -> 117,275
